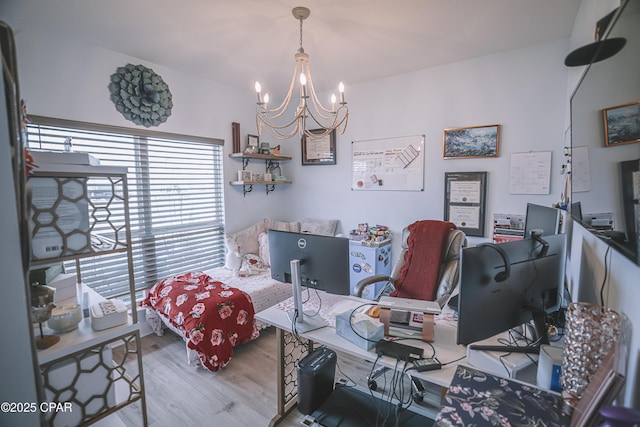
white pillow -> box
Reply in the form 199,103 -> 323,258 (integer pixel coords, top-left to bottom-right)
224,239 -> 242,271
300,218 -> 338,236
263,218 -> 300,232
224,221 -> 265,269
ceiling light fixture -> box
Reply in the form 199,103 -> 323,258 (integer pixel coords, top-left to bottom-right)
254,6 -> 348,140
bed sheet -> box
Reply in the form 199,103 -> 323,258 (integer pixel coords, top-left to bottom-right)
144,267 -> 292,368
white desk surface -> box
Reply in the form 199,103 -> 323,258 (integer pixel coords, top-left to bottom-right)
255,293 -> 467,388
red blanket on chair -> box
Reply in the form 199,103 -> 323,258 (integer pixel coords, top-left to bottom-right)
391,220 -> 457,301
141,271 -> 258,372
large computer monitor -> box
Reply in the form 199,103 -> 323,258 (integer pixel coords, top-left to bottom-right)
456,234 -> 566,354
524,203 -> 561,238
269,230 -> 350,332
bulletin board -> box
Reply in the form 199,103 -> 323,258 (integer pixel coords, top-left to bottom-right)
351,135 -> 425,191
509,151 -> 552,195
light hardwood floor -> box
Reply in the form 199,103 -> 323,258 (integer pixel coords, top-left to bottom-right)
116,327 -> 376,427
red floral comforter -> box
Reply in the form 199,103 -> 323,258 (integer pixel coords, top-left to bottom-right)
141,271 -> 259,372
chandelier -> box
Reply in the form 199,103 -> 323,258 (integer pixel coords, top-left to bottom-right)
255,6 -> 349,140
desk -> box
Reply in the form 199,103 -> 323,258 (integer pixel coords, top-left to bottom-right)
255,291 -> 467,426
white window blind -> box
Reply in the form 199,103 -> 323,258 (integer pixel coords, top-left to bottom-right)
27,116 -> 226,300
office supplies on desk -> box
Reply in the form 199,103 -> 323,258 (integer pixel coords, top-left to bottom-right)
375,340 -> 423,361
378,296 -> 441,314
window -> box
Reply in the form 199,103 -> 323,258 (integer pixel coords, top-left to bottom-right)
27,116 -> 226,300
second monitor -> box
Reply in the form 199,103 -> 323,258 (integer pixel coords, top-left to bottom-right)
456,233 -> 567,353
524,203 -> 561,238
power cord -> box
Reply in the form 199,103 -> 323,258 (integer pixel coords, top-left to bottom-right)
599,243 -> 612,306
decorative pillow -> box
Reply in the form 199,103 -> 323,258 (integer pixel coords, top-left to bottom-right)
258,232 -> 271,267
263,218 -> 300,233
224,221 -> 266,269
237,253 -> 266,277
300,218 -> 338,236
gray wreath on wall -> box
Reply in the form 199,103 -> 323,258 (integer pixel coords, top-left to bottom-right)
108,63 -> 173,127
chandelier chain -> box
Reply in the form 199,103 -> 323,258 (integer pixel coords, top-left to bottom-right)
299,17 -> 304,53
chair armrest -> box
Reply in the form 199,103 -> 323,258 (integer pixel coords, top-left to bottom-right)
354,274 -> 392,298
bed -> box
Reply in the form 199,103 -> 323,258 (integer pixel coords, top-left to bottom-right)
142,268 -> 291,371
141,217 -> 339,371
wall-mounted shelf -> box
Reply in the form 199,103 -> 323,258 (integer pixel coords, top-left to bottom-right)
229,179 -> 292,196
229,152 -> 292,196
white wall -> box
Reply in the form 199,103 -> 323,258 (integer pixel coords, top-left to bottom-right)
279,40 -> 570,255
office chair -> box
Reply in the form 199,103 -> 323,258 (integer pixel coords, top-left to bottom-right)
354,220 -> 466,401
354,220 -> 466,307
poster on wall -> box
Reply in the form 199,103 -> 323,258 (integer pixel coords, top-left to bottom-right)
351,135 -> 425,191
509,151 -> 552,195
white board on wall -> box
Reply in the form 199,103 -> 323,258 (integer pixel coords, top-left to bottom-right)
351,135 -> 425,191
509,150 -> 552,194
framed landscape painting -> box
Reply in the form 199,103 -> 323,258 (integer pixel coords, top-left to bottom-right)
602,101 -> 640,147
443,124 -> 500,159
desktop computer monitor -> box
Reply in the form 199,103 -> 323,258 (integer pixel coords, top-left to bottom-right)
269,230 -> 350,332
524,203 -> 561,238
456,233 -> 566,353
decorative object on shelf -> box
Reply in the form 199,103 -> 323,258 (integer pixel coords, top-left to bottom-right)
602,101 -> 640,147
47,303 -> 82,333
247,134 -> 259,148
108,63 -> 173,127
302,128 -> 336,165
561,302 -> 621,408
270,145 -> 282,156
443,124 -> 500,159
90,299 -> 128,331
254,6 -> 348,140
238,170 -> 252,182
30,283 -> 59,349
232,122 -> 241,153
260,142 -> 271,155
263,172 -> 272,182
243,144 -> 258,154
253,172 -> 263,182
268,161 -> 284,181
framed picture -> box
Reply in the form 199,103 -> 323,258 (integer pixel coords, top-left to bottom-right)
302,129 -> 336,165
602,101 -> 640,147
237,170 -> 252,182
444,172 -> 488,237
443,124 -> 500,159
247,134 -> 259,148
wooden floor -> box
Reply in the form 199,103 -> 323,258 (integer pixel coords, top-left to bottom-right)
116,327 -> 376,427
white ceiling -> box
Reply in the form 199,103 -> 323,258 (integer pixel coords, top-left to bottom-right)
2,0 -> 582,95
